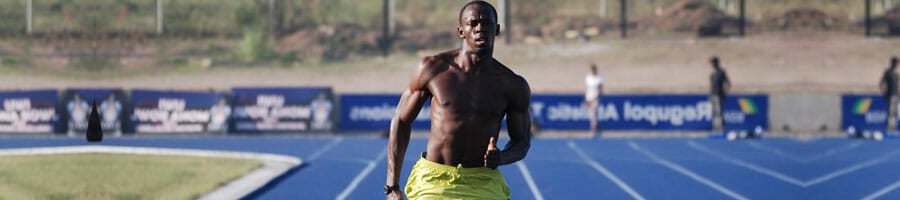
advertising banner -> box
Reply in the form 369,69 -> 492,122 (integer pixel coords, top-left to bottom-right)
230,87 -> 335,133
61,88 -> 126,135
841,94 -> 890,132
721,95 -> 769,132
0,89 -> 59,133
129,89 -> 227,134
531,94 -> 713,130
339,94 -> 768,132
339,94 -> 431,131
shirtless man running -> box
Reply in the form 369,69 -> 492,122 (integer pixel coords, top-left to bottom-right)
385,1 -> 532,199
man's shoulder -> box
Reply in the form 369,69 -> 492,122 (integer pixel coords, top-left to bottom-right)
421,49 -> 459,64
495,63 -> 529,92
415,49 -> 459,73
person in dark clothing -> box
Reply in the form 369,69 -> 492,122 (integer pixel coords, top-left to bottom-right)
880,56 -> 899,130
710,56 -> 731,131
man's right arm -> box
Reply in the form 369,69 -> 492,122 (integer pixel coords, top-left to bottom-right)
386,58 -> 433,199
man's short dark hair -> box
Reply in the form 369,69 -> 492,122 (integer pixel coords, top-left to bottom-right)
892,56 -> 898,66
459,0 -> 498,25
710,56 -> 720,66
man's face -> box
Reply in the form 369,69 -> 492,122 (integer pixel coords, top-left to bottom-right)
458,4 -> 498,54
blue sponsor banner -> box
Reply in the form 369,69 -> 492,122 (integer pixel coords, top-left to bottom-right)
62,88 -> 127,134
841,94 -> 889,132
231,87 -> 335,133
339,94 -> 431,131
722,95 -> 769,132
0,89 -> 59,133
129,89 -> 225,134
532,94 -> 713,130
340,93 -> 768,131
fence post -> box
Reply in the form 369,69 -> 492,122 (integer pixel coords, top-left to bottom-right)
382,0 -> 394,57
600,0 -> 607,17
620,0 -> 627,39
866,0 -> 871,37
269,0 -> 276,36
499,0 -> 511,44
157,0 -> 163,34
26,0 -> 32,34
739,0 -> 744,37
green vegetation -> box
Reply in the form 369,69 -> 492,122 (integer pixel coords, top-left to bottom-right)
0,154 -> 261,200
0,0 -> 880,36
0,0 -> 892,74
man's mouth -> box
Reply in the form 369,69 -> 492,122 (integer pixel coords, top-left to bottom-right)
474,37 -> 486,45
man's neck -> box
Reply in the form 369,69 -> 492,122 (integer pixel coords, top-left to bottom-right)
457,49 -> 492,72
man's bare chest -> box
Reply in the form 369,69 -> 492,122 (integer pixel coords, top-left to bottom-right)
429,75 -> 508,116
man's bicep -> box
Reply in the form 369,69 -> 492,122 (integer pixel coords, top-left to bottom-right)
395,89 -> 428,124
506,79 -> 532,139
506,110 -> 531,138
395,58 -> 435,123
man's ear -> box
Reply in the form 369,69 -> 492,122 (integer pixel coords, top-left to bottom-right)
457,27 -> 465,38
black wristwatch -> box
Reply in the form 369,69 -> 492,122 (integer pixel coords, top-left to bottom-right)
384,184 -> 399,195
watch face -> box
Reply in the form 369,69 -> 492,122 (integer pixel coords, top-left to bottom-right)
384,185 -> 397,194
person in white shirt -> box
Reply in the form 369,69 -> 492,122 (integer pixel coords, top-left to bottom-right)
584,63 -> 604,137
100,93 -> 122,135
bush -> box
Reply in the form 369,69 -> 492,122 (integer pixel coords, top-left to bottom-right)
235,28 -> 272,61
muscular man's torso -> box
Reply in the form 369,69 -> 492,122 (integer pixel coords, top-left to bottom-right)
422,50 -> 520,167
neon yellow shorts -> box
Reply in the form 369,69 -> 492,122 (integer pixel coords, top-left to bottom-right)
405,153 -> 511,200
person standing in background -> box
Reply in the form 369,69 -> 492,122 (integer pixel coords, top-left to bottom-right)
880,56 -> 899,131
584,63 -> 604,137
710,56 -> 731,131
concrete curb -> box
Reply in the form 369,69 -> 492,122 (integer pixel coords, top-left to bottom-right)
0,145 -> 302,200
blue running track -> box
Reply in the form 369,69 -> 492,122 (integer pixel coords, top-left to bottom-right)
1,137 -> 900,199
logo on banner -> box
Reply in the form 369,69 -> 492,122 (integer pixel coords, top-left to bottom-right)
851,97 -> 886,123
133,98 -> 211,132
0,98 -> 56,132
853,98 -> 872,114
236,94 -> 310,131
725,98 -> 759,123
534,101 -> 711,126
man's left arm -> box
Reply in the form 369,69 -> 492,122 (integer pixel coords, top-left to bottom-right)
500,77 -> 532,165
724,72 -> 732,94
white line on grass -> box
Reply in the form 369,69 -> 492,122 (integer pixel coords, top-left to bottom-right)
862,178 -> 900,200
336,148 -> 387,200
805,149 -> 900,186
516,161 -> 545,200
628,141 -> 749,200
0,145 -> 302,200
688,141 -> 806,187
306,137 -> 344,161
568,141 -> 646,200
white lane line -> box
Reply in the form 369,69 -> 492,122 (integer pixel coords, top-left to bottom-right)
516,161 -> 545,200
336,148 -> 387,200
862,178 -> 900,200
628,141 -> 749,200
688,141 -> 806,187
798,141 -> 863,163
306,137 -> 344,161
568,141 -> 646,200
746,141 -> 864,163
745,141 -> 804,162
805,149 -> 900,186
